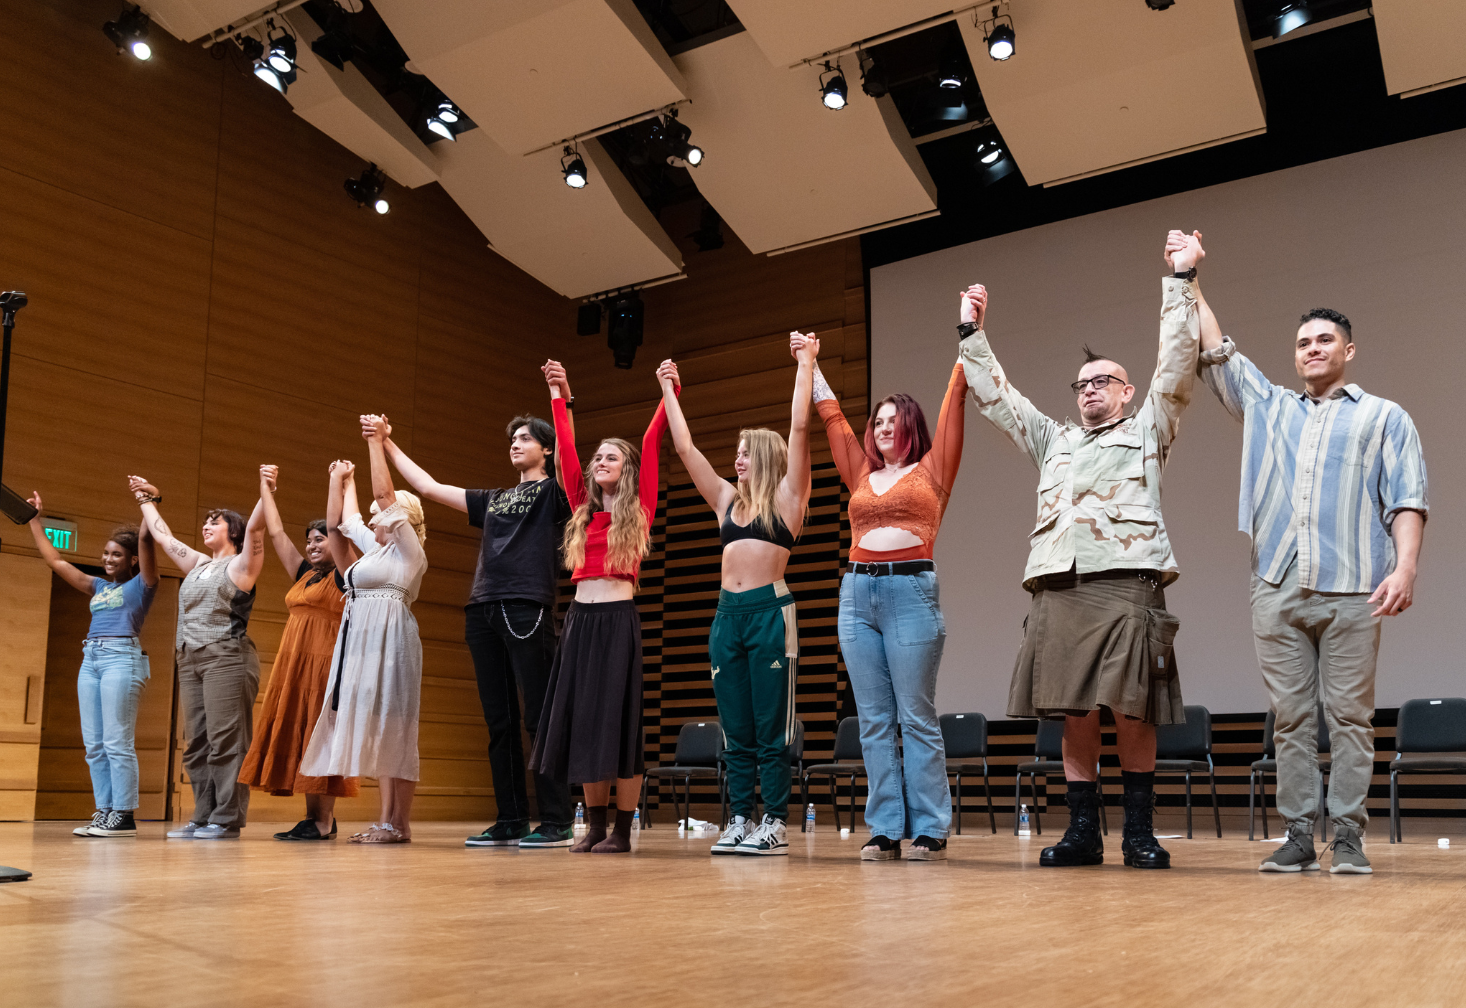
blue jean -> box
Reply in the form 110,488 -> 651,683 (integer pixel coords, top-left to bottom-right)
838,570 -> 950,840
78,638 -> 150,811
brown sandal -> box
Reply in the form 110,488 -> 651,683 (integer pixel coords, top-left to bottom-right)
350,823 -> 411,844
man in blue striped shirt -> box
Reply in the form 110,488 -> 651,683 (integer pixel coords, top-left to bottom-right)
1197,293 -> 1427,876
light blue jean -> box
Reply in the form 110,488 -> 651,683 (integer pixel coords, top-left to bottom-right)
838,569 -> 950,840
78,638 -> 150,811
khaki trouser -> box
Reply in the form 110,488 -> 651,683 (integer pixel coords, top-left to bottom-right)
177,637 -> 260,828
1251,562 -> 1380,832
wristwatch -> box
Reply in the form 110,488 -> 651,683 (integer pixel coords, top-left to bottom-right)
1171,267 -> 1197,281
957,321 -> 981,341
565,397 -> 575,410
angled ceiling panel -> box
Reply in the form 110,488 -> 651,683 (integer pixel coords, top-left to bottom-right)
279,9 -> 439,189
372,0 -> 686,155
961,0 -> 1265,186
725,0 -> 954,67
144,0 -> 264,43
434,130 -> 683,299
1373,1 -> 1466,97
674,33 -> 937,255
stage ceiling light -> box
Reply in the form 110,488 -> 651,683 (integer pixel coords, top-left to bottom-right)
661,113 -> 704,167
103,5 -> 152,60
344,164 -> 389,213
436,101 -> 460,124
1145,0 -> 1176,9
607,293 -> 644,369
1275,2 -> 1311,37
267,33 -> 296,74
562,147 -> 588,189
427,117 -> 455,141
820,62 -> 848,110
986,22 -> 1015,61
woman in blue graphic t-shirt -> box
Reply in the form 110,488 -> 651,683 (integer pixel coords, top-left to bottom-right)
27,489 -> 158,838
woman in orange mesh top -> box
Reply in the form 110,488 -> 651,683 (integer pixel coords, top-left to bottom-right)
804,284 -> 983,863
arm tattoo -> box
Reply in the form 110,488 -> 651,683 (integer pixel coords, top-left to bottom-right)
811,363 -> 835,404
151,517 -> 172,539
251,536 -> 264,556
169,541 -> 189,559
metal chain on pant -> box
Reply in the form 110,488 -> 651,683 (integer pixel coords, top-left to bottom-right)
501,602 -> 545,640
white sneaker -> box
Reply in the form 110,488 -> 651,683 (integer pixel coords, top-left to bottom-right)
736,815 -> 789,856
74,810 -> 108,836
166,822 -> 207,839
710,816 -> 752,855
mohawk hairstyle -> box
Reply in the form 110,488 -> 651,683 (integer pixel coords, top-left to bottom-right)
1081,345 -> 1119,366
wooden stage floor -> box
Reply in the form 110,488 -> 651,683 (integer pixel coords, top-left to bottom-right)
3,817 -> 1464,1008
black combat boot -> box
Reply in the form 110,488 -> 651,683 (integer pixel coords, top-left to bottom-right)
1039,786 -> 1104,867
1121,785 -> 1171,869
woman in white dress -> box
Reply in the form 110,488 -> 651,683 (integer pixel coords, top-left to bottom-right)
301,419 -> 428,844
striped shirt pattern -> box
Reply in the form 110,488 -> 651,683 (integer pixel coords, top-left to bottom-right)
1198,338 -> 1428,593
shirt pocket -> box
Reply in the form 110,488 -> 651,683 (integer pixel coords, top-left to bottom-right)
1087,428 -> 1147,504
1101,503 -> 1164,553
1032,453 -> 1070,537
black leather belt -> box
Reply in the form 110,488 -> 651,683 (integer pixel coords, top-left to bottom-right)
846,560 -> 936,577
1036,567 -> 1161,590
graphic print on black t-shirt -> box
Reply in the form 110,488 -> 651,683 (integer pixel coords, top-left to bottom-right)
465,477 -> 571,608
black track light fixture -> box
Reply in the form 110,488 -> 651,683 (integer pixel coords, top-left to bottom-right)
607,292 -> 645,369
344,164 -> 389,214
562,146 -> 588,189
1145,0 -> 1176,9
254,27 -> 297,93
820,61 -> 848,110
426,100 -> 461,141
103,4 -> 152,60
857,49 -> 888,99
660,110 -> 704,167
938,45 -> 965,89
1273,2 -> 1311,37
311,28 -> 353,71
982,6 -> 1016,61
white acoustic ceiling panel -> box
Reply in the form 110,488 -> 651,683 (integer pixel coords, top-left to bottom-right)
434,130 -> 683,299
279,8 -> 439,189
372,0 -> 686,155
725,0 -> 955,67
144,0 -> 266,43
1373,0 -> 1466,97
674,33 -> 938,255
961,0 -> 1266,186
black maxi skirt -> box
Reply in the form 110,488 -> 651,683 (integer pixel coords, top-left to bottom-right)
530,599 -> 645,784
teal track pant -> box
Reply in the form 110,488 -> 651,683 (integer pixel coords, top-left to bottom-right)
709,580 -> 798,821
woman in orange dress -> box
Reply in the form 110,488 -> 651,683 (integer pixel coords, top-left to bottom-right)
239,462 -> 361,840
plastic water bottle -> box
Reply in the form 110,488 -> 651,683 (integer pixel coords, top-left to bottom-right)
573,802 -> 585,832
805,803 -> 816,833
1018,804 -> 1031,836
632,807 -> 641,831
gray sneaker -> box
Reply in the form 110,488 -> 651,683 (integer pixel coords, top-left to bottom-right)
1326,824 -> 1372,874
193,824 -> 240,840
1258,827 -> 1320,872
166,822 -> 207,839
710,816 -> 752,855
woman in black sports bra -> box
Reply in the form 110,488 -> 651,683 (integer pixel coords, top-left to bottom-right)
655,334 -> 817,857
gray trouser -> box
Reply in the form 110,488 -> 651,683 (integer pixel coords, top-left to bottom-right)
1251,562 -> 1380,832
177,637 -> 260,828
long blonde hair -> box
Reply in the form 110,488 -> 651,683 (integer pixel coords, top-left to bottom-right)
370,490 -> 427,545
732,428 -> 799,541
562,437 -> 650,581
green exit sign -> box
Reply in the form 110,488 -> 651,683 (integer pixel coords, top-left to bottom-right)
42,517 -> 79,552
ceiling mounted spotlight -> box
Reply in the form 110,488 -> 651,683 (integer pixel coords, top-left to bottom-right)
1145,0 -> 1176,9
660,111 -> 704,167
820,61 -> 848,110
857,49 -> 888,99
426,117 -> 455,141
981,5 -> 1016,61
607,292 -> 645,369
562,146 -> 588,189
267,33 -> 296,74
344,164 -> 389,214
1274,2 -> 1311,37
252,27 -> 297,93
975,140 -> 1004,165
103,4 -> 152,60
938,45 -> 965,89
238,35 -> 264,62
436,101 -> 460,125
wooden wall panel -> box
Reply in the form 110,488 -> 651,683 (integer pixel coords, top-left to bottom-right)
0,554 -> 53,819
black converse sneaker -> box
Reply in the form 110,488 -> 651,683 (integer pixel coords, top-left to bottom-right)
74,810 -> 108,836
736,815 -> 789,856
87,810 -> 137,837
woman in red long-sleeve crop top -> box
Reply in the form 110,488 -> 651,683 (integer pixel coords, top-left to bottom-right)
529,356 -> 676,854
806,284 -> 984,864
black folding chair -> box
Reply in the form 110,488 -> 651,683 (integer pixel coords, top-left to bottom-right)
801,716 -> 865,832
1013,719 -> 1107,836
1154,705 -> 1221,839
1248,705 -> 1333,841
1390,697 -> 1466,843
940,713 -> 995,835
640,720 -> 725,829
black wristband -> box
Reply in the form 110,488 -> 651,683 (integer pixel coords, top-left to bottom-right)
565,397 -> 574,410
957,321 -> 980,341
1171,267 -> 1197,281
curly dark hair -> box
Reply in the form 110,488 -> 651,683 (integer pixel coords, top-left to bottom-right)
204,508 -> 246,554
108,523 -> 140,557
1300,307 -> 1352,342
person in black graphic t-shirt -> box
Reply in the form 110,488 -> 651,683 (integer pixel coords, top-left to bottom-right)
367,412 -> 574,848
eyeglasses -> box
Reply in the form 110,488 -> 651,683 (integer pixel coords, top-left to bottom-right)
1071,374 -> 1125,393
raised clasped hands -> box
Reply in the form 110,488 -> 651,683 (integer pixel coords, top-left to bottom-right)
127,475 -> 159,501
359,414 -> 390,443
259,464 -> 279,493
1165,229 -> 1205,273
656,359 -> 680,390
788,331 -> 821,364
959,284 -> 987,328
542,359 -> 570,398
329,459 -> 355,484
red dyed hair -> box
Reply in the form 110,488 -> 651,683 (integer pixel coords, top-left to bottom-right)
863,393 -> 932,469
